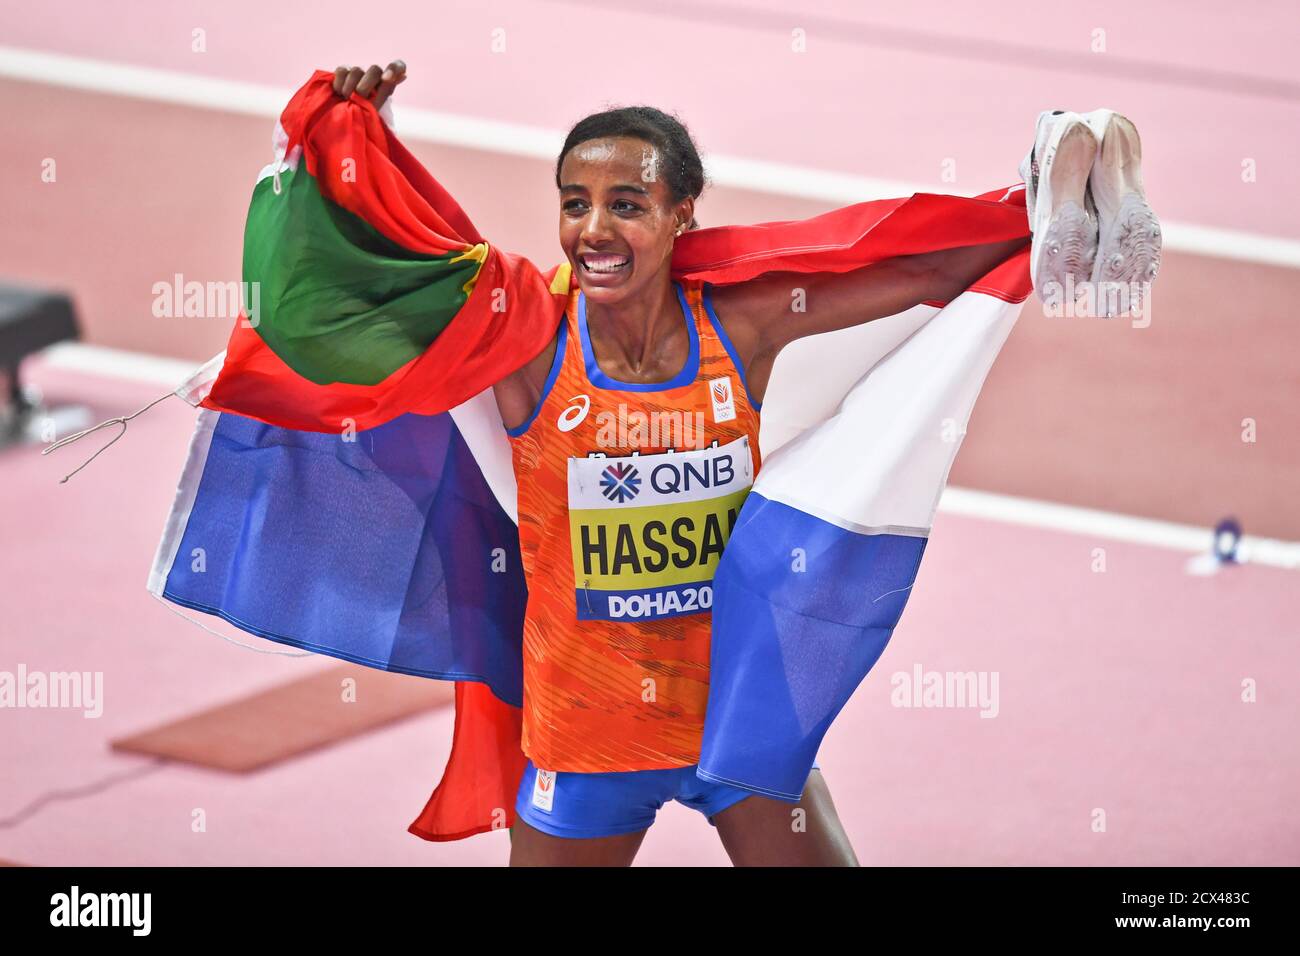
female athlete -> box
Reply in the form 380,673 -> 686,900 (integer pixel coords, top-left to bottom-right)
333,61 -> 1029,867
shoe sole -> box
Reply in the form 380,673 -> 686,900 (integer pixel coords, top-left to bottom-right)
1088,112 -> 1161,315
1031,117 -> 1099,298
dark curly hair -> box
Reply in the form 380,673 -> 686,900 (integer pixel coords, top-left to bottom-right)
555,106 -> 706,229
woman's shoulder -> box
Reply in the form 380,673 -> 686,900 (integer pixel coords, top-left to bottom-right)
698,277 -> 774,364
494,321 -> 563,431
519,286 -> 572,385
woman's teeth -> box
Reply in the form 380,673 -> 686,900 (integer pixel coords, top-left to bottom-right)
581,254 -> 630,274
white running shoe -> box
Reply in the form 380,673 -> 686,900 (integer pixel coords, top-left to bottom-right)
1081,108 -> 1161,316
1021,109 -> 1100,299
1018,109 -> 1062,231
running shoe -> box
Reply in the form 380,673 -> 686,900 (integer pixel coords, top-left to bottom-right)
1020,109 -> 1100,297
1081,108 -> 1161,315
1018,109 -> 1062,233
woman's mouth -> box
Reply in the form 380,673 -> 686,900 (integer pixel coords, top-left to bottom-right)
578,253 -> 631,276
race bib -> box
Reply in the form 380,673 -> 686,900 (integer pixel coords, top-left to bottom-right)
567,436 -> 754,621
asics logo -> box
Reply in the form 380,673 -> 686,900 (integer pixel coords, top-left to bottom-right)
557,394 -> 590,432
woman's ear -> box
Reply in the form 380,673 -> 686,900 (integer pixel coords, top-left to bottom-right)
676,198 -> 696,234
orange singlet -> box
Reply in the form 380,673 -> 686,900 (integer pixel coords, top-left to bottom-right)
506,277 -> 762,773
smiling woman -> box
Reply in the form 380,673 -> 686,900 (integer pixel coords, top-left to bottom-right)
557,104 -> 703,288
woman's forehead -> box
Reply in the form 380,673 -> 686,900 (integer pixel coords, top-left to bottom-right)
563,136 -> 663,181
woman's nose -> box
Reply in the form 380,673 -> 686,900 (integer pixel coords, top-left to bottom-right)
580,207 -> 613,245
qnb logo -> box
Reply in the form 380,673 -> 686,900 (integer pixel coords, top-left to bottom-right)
49,886 -> 151,936
600,462 -> 641,503
557,394 -> 591,432
649,454 -> 733,495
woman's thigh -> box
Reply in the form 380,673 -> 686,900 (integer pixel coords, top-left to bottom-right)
711,769 -> 859,867
508,818 -> 649,867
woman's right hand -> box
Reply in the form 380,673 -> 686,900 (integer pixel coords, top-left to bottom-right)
332,61 -> 407,111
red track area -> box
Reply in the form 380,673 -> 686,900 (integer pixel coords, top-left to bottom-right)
3,79 -> 1297,538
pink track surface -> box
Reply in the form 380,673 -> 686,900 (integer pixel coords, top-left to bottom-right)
4,0 -> 1299,236
1,2 -> 1297,865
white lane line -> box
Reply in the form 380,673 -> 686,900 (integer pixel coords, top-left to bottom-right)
940,487 -> 1300,569
32,340 -> 1300,570
4,44 -> 1300,269
39,341 -> 204,388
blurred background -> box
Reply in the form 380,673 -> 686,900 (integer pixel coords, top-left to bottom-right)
0,0 -> 1296,866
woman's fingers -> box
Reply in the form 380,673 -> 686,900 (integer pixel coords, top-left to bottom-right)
336,66 -> 366,99
354,64 -> 385,100
372,60 -> 407,111
332,61 -> 408,108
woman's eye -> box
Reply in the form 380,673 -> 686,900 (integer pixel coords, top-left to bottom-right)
562,198 -> 641,215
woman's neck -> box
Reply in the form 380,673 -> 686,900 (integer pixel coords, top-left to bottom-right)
585,277 -> 683,376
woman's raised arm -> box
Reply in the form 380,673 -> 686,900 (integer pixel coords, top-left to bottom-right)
707,238 -> 1029,405
715,235 -> 1030,362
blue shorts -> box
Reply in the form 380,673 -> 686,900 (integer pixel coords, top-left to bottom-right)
514,758 -> 821,840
